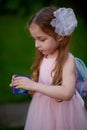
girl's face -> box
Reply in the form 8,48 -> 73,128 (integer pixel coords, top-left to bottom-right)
29,24 -> 59,58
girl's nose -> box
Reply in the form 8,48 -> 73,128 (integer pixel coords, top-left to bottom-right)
35,41 -> 40,48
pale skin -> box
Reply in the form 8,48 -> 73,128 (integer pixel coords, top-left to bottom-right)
10,23 -> 76,101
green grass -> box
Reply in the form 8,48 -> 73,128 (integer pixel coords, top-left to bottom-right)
70,17 -> 87,63
0,15 -> 35,103
0,15 -> 87,103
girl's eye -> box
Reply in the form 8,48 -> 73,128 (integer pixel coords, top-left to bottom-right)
40,38 -> 46,42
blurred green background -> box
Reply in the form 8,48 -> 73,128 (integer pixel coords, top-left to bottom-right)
0,0 -> 87,129
0,0 -> 87,103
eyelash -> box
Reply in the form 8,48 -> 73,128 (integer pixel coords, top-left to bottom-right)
32,37 -> 47,42
40,39 -> 45,42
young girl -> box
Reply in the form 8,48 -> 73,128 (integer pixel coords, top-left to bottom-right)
10,6 -> 87,130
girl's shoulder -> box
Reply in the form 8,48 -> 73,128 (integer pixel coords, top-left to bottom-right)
63,53 -> 76,76
65,53 -> 75,67
68,52 -> 75,59
68,53 -> 76,66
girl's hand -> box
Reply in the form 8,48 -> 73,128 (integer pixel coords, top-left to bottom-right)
10,75 -> 36,91
29,90 -> 35,95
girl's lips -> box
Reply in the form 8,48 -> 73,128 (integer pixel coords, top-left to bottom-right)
38,49 -> 44,52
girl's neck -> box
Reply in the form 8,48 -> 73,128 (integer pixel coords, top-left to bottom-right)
45,49 -> 59,59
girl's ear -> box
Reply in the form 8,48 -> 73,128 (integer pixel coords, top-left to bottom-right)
57,35 -> 64,42
56,35 -> 64,48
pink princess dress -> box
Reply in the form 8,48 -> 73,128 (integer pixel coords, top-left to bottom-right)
24,56 -> 87,130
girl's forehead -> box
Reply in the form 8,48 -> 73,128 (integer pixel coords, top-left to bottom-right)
29,24 -> 49,38
29,23 -> 38,29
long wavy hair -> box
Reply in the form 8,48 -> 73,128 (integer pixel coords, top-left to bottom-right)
28,7 -> 71,85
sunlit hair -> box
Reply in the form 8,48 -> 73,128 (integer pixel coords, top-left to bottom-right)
28,7 -> 71,85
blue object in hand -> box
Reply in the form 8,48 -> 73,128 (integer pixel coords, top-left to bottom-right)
13,74 -> 30,95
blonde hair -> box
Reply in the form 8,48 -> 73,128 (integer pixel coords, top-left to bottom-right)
28,7 -> 71,85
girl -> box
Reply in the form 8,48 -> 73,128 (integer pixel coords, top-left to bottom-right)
10,7 -> 87,130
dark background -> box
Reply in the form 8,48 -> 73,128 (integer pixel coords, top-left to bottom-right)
0,0 -> 87,103
0,0 -> 87,129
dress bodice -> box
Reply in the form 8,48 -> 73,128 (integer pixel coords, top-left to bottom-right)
38,57 -> 56,85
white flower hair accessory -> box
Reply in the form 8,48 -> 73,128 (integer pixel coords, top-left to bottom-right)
50,7 -> 77,36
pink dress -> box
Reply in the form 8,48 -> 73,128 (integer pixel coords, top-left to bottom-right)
24,57 -> 87,130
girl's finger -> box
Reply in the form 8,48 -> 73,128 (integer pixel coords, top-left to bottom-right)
10,83 -> 12,87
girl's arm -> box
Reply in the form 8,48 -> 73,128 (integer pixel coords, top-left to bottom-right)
34,55 -> 76,101
10,55 -> 76,101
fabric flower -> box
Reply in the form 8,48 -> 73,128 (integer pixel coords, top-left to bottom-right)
50,8 -> 78,36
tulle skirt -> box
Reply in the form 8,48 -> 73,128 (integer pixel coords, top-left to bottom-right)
24,91 -> 87,130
